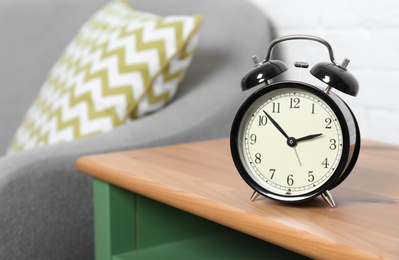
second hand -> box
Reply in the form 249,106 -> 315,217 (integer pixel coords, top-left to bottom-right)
293,147 -> 302,166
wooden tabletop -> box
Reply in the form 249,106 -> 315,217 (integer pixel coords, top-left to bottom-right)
76,138 -> 399,260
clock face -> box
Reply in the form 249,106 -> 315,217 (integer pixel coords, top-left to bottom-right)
231,83 -> 349,201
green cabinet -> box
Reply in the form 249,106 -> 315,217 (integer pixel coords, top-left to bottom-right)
93,179 -> 308,260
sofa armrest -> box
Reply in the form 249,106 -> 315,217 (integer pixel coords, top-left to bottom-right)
0,0 -> 274,258
0,152 -> 94,259
0,78 -> 247,258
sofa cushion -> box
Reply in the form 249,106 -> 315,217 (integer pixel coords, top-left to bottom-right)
8,0 -> 202,153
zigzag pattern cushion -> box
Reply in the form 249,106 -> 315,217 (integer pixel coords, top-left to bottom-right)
8,0 -> 202,153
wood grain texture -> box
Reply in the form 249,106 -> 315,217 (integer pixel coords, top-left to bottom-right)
76,138 -> 399,260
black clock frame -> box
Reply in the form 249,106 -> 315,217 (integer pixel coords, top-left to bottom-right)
230,81 -> 360,203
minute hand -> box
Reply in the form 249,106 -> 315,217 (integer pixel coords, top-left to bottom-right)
263,111 -> 289,140
296,133 -> 323,142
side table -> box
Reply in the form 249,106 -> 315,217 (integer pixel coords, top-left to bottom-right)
76,138 -> 399,259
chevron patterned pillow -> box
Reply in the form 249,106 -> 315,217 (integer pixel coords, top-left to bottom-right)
8,0 -> 202,153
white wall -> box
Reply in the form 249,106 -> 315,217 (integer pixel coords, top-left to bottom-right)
249,0 -> 399,145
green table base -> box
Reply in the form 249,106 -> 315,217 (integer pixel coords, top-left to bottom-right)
93,179 -> 309,260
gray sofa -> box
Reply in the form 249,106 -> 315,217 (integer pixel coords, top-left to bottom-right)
0,0 -> 274,258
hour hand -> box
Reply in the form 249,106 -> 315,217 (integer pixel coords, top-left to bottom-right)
263,110 -> 289,139
296,133 -> 323,142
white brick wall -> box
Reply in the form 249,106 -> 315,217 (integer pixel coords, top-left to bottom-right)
249,0 -> 399,144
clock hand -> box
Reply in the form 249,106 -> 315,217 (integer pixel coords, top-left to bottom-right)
262,110 -> 305,166
263,111 -> 289,140
292,134 -> 322,166
296,133 -> 323,142
293,147 -> 302,166
293,133 -> 322,166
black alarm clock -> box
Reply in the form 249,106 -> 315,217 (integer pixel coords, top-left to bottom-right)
230,35 -> 360,207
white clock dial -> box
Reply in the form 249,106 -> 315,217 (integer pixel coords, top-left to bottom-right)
238,87 -> 343,197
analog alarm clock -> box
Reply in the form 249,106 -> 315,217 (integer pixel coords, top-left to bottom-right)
230,35 -> 360,207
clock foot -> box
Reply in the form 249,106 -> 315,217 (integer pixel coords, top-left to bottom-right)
250,191 -> 261,202
321,190 -> 336,208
